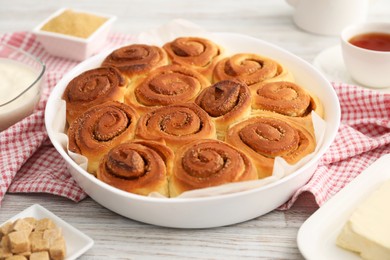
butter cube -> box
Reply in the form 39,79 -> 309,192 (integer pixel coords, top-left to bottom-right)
336,179 -> 390,260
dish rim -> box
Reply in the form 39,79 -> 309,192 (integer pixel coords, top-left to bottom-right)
45,31 -> 341,204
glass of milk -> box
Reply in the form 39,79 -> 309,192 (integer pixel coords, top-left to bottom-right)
0,43 -> 45,131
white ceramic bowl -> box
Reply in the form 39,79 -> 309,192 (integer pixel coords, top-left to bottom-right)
45,32 -> 340,228
341,22 -> 390,88
0,43 -> 45,131
33,8 -> 116,61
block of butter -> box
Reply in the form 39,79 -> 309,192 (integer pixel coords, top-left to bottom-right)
336,179 -> 390,260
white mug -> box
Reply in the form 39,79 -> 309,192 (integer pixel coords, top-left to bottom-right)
341,22 -> 390,89
286,0 -> 370,35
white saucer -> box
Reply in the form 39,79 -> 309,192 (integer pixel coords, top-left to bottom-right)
313,45 -> 390,93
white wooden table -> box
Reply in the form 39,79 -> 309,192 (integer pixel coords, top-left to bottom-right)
1,1 -> 389,259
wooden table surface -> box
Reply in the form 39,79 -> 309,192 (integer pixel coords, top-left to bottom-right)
1,1 -> 389,259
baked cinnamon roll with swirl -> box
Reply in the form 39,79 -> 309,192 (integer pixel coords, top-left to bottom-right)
213,53 -> 293,86
169,139 -> 258,197
68,101 -> 139,175
125,64 -> 210,115
226,114 -> 316,178
102,44 -> 168,78
195,79 -> 251,140
163,37 -> 224,80
62,66 -> 127,124
135,103 -> 216,151
97,140 -> 174,196
251,81 -> 323,130
251,81 -> 315,116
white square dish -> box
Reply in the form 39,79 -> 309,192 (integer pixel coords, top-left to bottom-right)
33,8 -> 116,61
297,154 -> 390,260
0,204 -> 94,260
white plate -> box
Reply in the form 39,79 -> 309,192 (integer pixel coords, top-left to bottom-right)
0,204 -> 94,260
297,154 -> 390,260
313,45 -> 390,93
45,31 -> 340,228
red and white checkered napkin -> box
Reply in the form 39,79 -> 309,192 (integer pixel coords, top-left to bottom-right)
281,84 -> 390,209
0,31 -> 135,205
0,32 -> 389,209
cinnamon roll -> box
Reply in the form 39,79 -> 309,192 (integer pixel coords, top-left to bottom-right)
125,64 -> 210,115
225,114 -> 316,178
163,37 -> 224,80
195,79 -> 251,140
62,66 -> 127,124
169,139 -> 258,197
97,140 -> 174,196
135,103 -> 216,151
251,81 -> 312,116
68,101 -> 139,175
213,53 -> 293,86
102,44 -> 168,78
251,81 -> 323,132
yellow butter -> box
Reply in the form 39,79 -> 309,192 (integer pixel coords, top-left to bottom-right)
336,179 -> 390,260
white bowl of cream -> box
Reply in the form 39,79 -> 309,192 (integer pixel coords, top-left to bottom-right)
0,43 -> 45,131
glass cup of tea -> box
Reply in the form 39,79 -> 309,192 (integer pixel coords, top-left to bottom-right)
341,22 -> 390,89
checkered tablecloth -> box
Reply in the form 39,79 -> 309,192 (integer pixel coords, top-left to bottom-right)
1,31 -> 389,208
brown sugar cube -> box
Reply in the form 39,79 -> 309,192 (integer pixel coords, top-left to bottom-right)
1,235 -> 11,250
4,256 -> 27,260
0,247 -> 13,259
22,218 -> 37,229
0,222 -> 13,236
30,231 -> 47,253
43,228 -> 62,245
30,251 -> 50,260
31,238 -> 49,253
19,251 -> 31,258
35,219 -> 55,231
12,219 -> 34,234
7,231 -> 30,254
49,238 -> 66,260
29,231 -> 44,241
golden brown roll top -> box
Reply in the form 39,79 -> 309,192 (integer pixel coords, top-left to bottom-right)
250,81 -> 323,130
225,114 -> 316,179
169,139 -> 258,197
62,66 -> 127,124
195,79 -> 252,139
251,81 -> 311,116
135,103 -> 216,151
102,44 -> 168,78
125,64 -> 210,115
213,53 -> 293,86
163,37 -> 224,80
97,140 -> 174,197
68,101 -> 139,174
